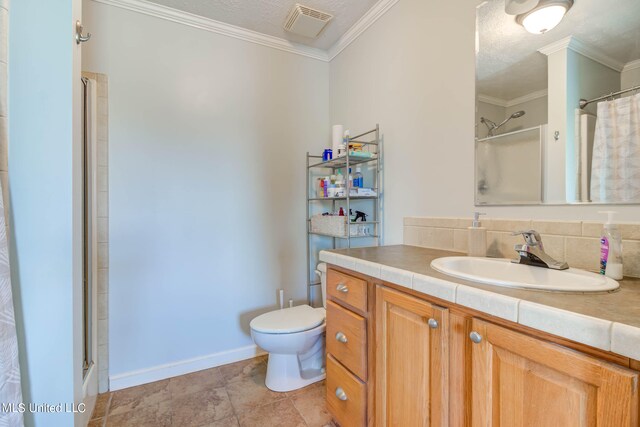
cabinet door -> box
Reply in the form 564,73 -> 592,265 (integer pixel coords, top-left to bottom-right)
470,318 -> 639,427
376,286 -> 449,427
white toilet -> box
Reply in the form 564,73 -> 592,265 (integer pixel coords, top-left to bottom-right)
250,263 -> 327,392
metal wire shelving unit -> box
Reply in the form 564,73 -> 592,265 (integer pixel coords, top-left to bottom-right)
306,124 -> 383,304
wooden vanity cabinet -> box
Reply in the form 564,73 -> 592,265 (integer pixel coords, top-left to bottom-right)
469,318 -> 639,427
325,267 -> 376,427
375,286 -> 449,427
325,265 -> 640,427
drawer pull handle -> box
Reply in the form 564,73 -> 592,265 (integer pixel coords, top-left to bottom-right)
428,318 -> 439,329
335,332 -> 348,343
336,283 -> 349,293
469,331 -> 482,344
335,387 -> 348,401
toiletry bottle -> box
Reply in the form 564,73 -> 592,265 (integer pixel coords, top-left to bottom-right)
335,175 -> 345,197
468,212 -> 487,257
354,167 -> 363,188
339,130 -> 350,157
599,211 -> 623,280
328,181 -> 336,198
348,168 -> 353,189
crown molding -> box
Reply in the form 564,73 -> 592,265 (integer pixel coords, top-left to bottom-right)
505,89 -> 548,107
478,89 -> 548,108
327,0 -> 400,61
538,36 -> 624,72
477,94 -> 508,107
623,59 -> 640,73
91,0 -> 401,63
91,0 -> 330,62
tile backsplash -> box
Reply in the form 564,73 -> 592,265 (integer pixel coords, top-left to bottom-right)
404,217 -> 640,278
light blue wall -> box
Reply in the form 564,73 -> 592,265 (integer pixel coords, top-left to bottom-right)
9,1 -> 78,425
83,1 -> 329,382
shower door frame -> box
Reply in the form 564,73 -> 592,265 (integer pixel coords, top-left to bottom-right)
81,77 -> 99,380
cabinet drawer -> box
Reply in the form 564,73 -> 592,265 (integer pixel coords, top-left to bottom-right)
327,268 -> 367,313
326,354 -> 366,427
326,300 -> 367,380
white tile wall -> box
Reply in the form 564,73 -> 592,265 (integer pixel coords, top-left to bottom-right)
84,72 -> 110,392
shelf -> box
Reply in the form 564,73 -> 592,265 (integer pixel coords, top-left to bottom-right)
308,196 -> 378,201
308,231 -> 380,239
306,124 -> 382,305
350,128 -> 378,140
308,155 -> 378,169
307,220 -> 380,225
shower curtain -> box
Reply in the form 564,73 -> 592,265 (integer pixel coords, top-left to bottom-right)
0,1 -> 25,426
591,93 -> 640,203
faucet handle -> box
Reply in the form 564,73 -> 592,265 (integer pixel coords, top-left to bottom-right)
511,230 -> 543,249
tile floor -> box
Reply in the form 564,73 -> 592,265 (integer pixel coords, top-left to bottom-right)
88,356 -> 334,427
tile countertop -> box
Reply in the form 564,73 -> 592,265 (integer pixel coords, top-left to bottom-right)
319,245 -> 640,361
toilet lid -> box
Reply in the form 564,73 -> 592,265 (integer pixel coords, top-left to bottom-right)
250,305 -> 325,334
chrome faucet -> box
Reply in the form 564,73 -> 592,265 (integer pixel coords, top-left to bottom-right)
512,230 -> 568,270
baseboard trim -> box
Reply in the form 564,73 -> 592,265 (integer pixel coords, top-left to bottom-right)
109,344 -> 266,391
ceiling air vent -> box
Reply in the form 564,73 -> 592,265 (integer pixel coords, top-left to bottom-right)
284,4 -> 333,38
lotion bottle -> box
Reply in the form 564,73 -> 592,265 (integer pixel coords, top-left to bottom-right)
468,212 -> 487,257
599,211 -> 623,280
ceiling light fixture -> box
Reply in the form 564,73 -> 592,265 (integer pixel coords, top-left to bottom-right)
515,0 -> 573,35
505,0 -> 539,15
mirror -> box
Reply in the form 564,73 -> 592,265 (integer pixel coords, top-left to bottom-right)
475,0 -> 640,205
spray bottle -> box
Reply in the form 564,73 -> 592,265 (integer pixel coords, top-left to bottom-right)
599,211 -> 623,280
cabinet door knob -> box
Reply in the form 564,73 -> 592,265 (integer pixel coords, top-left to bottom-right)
336,283 -> 349,293
335,387 -> 348,401
469,331 -> 482,344
428,318 -> 439,329
335,332 -> 348,343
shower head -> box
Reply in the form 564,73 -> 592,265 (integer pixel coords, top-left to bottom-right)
482,110 -> 526,137
480,116 -> 495,126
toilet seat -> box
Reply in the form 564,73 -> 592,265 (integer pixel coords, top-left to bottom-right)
250,305 -> 325,334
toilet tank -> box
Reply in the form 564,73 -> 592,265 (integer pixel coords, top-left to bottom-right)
316,263 -> 327,308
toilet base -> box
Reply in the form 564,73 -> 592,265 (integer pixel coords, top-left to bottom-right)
265,353 -> 326,392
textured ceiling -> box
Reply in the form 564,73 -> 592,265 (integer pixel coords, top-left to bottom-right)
145,0 -> 379,50
477,0 -> 640,100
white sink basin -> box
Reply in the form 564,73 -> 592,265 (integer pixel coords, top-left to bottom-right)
430,257 -> 619,292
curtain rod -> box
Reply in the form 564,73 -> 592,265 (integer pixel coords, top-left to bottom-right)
579,85 -> 640,109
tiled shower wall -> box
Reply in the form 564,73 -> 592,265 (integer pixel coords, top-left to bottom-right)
404,217 -> 640,278
83,71 -> 110,392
